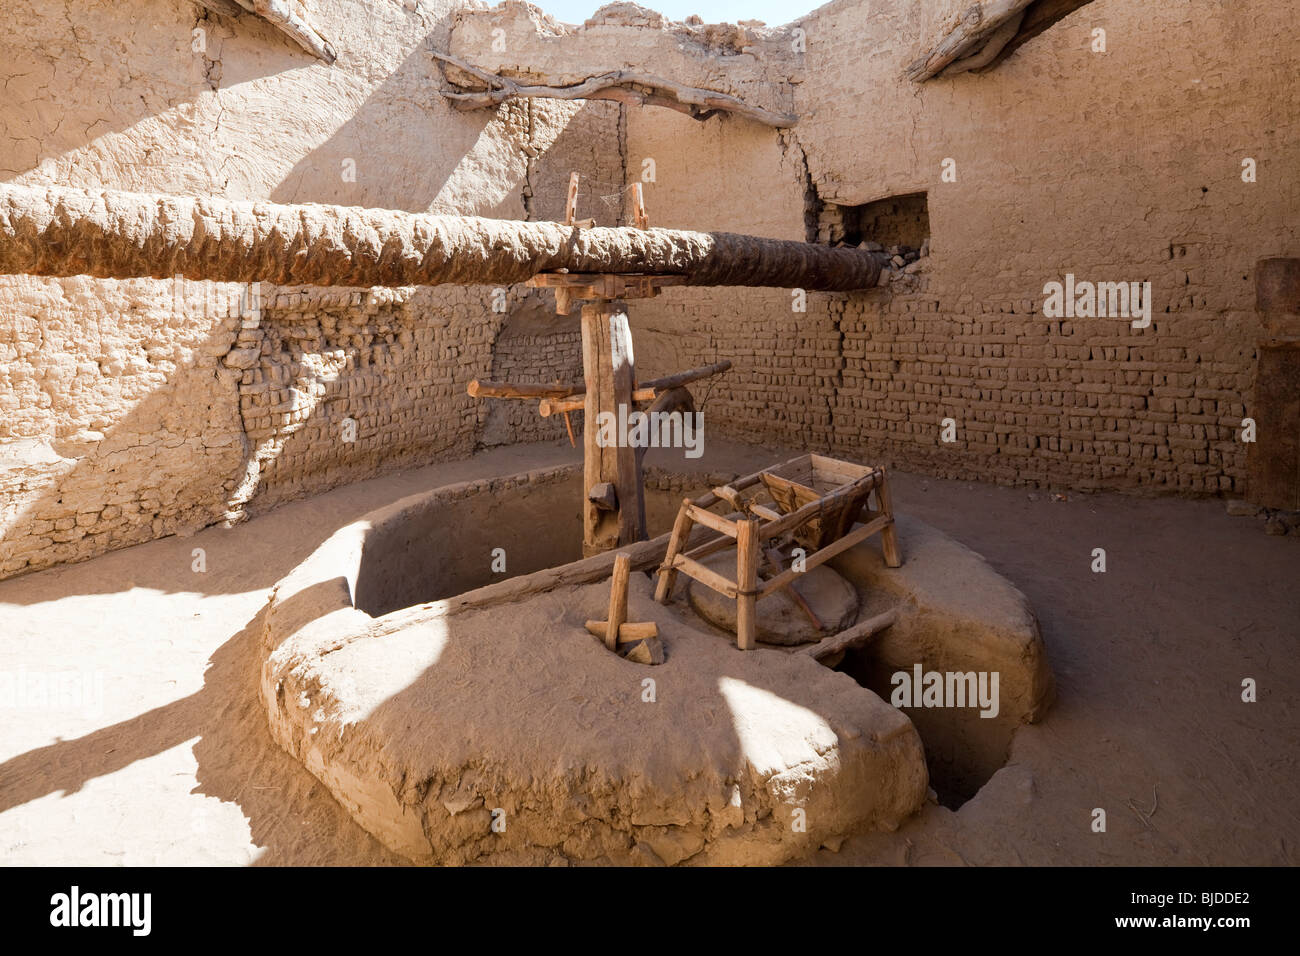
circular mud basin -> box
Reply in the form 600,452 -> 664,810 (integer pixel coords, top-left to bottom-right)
687,552 -> 859,645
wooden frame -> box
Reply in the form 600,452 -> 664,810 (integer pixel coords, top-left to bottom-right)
654,454 -> 902,650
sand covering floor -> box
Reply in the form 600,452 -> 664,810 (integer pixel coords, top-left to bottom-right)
1,439 -> 1297,865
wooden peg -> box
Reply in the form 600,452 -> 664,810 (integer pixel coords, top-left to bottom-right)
565,172 -> 579,225
606,553 -> 631,650
631,182 -> 648,229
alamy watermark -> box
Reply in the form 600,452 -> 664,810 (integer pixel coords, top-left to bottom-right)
890,665 -> 1000,718
1042,273 -> 1152,328
0,668 -> 104,718
50,886 -> 150,936
593,404 -> 704,458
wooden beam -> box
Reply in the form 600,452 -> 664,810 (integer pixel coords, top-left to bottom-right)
0,184 -> 887,292
906,0 -> 1097,81
801,609 -> 899,662
671,552 -> 738,599
685,504 -> 739,537
977,0 -> 1097,72
538,360 -> 731,417
758,515 -> 893,599
467,379 -> 580,400
193,0 -> 337,64
431,51 -> 799,129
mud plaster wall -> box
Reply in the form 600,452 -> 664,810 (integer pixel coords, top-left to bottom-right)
627,0 -> 1299,492
0,0 -> 619,578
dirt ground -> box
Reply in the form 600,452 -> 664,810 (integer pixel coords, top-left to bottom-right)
1,438 -> 1297,866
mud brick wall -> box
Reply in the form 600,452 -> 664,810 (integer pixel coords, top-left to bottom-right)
0,276 -> 510,578
479,324 -> 585,448
626,0 -> 1297,495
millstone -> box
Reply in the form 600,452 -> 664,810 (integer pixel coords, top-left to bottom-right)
687,552 -> 859,645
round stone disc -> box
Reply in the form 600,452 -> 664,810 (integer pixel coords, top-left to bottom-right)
687,551 -> 859,645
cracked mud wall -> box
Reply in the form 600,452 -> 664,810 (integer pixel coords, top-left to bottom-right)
0,0 -> 621,578
625,0 -> 1299,492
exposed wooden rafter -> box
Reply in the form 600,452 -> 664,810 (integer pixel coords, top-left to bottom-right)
431,51 -> 798,129
190,0 -> 336,64
906,0 -> 1095,81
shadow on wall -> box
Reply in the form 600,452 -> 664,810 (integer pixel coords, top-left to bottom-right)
268,28 -> 624,217
0,0 -> 357,186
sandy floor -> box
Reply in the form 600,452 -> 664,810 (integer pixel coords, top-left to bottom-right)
1,438 -> 1297,866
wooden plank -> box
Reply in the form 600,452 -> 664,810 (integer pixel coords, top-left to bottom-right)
467,378 -> 581,400
876,467 -> 903,568
605,553 -> 631,650
641,360 -> 732,392
684,530 -> 738,562
735,519 -> 760,650
654,498 -> 695,603
672,552 -> 738,599
685,503 -> 738,537
759,515 -> 893,599
801,609 -> 899,661
542,360 -> 732,416
759,471 -> 879,540
809,454 -> 875,484
585,619 -> 659,643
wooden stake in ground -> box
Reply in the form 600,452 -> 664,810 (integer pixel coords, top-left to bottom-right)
584,620 -> 658,643
605,553 -> 632,651
735,518 -> 760,650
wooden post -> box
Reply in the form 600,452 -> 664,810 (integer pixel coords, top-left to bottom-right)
606,553 -> 631,651
581,300 -> 646,555
631,182 -> 648,230
565,172 -> 579,225
876,467 -> 903,568
655,498 -> 696,603
735,518 -> 760,650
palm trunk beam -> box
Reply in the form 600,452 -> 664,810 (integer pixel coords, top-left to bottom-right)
0,184 -> 884,292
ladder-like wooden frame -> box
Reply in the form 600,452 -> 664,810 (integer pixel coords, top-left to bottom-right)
654,454 -> 902,650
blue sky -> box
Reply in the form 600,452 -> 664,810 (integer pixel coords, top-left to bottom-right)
533,0 -> 825,28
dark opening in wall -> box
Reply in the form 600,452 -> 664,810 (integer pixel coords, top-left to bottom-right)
817,191 -> 930,250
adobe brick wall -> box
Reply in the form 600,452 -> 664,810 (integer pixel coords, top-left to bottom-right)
626,0 -> 1298,493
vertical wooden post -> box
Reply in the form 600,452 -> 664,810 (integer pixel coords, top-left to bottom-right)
654,498 -> 696,603
735,518 -> 760,650
876,467 -> 903,568
565,172 -> 579,225
631,182 -> 648,230
606,553 -> 631,650
581,299 -> 647,556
